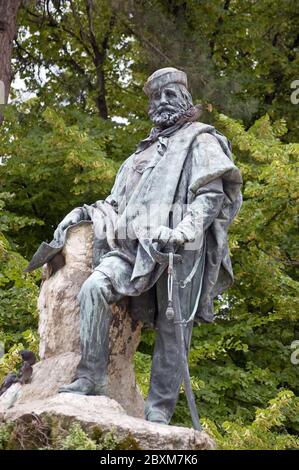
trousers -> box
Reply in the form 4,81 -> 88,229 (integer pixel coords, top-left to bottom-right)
75,263 -> 194,424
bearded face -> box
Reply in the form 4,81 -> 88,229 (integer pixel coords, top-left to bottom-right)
148,83 -> 193,128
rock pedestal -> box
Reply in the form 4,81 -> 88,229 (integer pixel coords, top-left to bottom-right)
0,392 -> 216,450
37,223 -> 144,417
1,224 -> 144,418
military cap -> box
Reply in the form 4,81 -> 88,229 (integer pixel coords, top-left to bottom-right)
143,67 -> 188,97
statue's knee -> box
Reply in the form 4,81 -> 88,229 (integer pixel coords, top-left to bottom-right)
78,272 -> 110,303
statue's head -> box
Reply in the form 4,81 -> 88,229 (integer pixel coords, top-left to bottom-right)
144,67 -> 193,128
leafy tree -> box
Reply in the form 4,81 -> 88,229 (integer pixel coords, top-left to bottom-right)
14,0 -> 148,120
13,1 -> 298,138
0,101 -> 150,257
0,192 -> 39,382
206,391 -> 299,450
126,0 -> 299,141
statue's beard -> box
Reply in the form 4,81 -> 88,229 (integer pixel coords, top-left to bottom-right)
148,104 -> 187,128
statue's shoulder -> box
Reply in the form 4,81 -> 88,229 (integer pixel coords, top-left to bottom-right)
188,121 -> 211,131
117,152 -> 135,172
178,121 -> 215,140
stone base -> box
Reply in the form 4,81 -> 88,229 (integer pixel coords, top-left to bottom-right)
0,392 -> 216,450
0,352 -> 144,419
36,223 -> 144,417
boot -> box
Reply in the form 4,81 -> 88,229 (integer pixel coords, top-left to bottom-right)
59,377 -> 95,395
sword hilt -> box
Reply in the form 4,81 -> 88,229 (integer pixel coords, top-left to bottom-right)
148,242 -> 182,265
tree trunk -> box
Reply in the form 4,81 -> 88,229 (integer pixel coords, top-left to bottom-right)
94,55 -> 108,119
0,0 -> 21,121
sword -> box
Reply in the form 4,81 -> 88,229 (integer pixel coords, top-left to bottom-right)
149,242 -> 202,431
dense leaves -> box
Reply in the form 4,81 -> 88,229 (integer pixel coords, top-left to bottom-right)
0,193 -> 39,378
0,104 -> 128,256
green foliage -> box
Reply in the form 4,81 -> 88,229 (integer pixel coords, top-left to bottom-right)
205,391 -> 299,450
0,244 -> 39,346
134,351 -> 152,397
60,423 -> 98,450
124,0 -> 299,141
59,423 -> 141,450
15,0 -> 148,120
0,331 -> 39,383
0,102 -> 150,258
15,0 -> 299,139
55,423 -> 131,450
0,423 -> 13,450
0,194 -> 40,381
1,105 -> 122,257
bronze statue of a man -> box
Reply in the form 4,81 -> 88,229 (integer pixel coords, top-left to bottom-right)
26,67 -> 242,425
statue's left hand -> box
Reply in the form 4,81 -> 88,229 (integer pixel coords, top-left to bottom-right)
53,209 -> 82,242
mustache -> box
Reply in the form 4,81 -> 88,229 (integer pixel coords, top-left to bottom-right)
148,108 -> 186,128
150,99 -> 188,116
157,104 -> 176,113
148,106 -> 179,120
